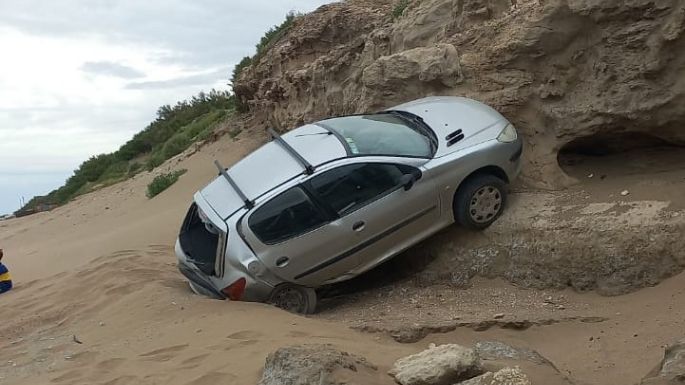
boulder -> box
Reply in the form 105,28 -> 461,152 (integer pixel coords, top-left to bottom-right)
459,367 -> 531,385
258,344 -> 377,385
474,341 -> 552,366
473,341 -> 572,385
388,344 -> 482,385
362,44 -> 463,91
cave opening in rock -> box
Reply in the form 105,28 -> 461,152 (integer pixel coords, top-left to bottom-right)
557,131 -> 685,180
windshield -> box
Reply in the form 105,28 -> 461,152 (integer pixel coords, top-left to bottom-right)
317,112 -> 435,158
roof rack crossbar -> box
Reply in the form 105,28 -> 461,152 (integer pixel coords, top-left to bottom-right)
214,160 -> 254,209
268,128 -> 315,175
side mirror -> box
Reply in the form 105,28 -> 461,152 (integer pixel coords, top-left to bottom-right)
399,174 -> 417,191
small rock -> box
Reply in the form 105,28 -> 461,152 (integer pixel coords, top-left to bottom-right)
620,190 -> 630,196
259,344 -> 376,385
493,313 -> 505,320
99,321 -> 105,327
556,305 -> 566,310
587,173 -> 594,178
641,337 -> 685,384
389,344 -> 481,385
460,366 -> 531,385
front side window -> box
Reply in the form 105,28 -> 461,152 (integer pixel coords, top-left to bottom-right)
317,113 -> 434,157
249,187 -> 327,244
309,163 -> 407,216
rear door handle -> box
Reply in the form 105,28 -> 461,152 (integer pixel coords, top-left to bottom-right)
352,221 -> 365,232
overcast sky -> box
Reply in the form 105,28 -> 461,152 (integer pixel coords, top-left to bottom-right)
0,0 -> 333,215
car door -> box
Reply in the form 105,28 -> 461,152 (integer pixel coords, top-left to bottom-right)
241,162 -> 439,286
242,185 -> 361,286
305,162 -> 440,279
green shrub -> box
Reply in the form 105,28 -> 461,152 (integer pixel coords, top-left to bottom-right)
17,89 -> 236,214
196,125 -> 216,142
98,161 -> 129,182
392,0 -> 410,19
184,109 -> 227,140
128,162 -> 142,176
145,151 -> 166,171
162,133 -> 191,159
146,169 -> 187,198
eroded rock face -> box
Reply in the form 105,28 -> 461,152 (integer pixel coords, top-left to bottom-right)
388,344 -> 482,385
415,195 -> 685,295
641,338 -> 685,384
258,344 -> 377,385
235,0 -> 685,189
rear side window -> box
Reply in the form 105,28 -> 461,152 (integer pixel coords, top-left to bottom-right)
310,163 -> 406,216
249,187 -> 327,244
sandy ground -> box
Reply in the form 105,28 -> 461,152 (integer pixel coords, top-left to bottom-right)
1,133 -> 684,385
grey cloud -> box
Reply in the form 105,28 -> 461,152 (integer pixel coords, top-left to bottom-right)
0,0 -> 334,213
125,68 -> 228,90
80,61 -> 146,78
1,0 -> 333,69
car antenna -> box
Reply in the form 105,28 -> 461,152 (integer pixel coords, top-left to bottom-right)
294,132 -> 333,137
214,160 -> 254,209
268,128 -> 315,175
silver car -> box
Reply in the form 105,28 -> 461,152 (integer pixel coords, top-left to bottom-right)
175,96 -> 522,313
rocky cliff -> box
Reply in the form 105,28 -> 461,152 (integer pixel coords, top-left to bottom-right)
234,0 -> 685,188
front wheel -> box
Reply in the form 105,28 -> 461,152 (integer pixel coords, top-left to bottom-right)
454,174 -> 507,230
268,284 -> 317,314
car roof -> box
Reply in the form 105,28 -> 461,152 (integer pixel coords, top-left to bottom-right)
200,124 -> 348,219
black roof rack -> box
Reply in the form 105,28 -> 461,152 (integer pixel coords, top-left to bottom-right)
268,128 -> 315,175
214,160 -> 254,209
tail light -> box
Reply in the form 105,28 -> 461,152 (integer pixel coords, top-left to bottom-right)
222,277 -> 246,301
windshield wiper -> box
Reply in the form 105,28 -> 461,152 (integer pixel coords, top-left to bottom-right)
388,110 -> 439,154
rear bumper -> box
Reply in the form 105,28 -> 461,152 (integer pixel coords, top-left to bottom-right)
178,261 -> 224,299
175,238 -> 274,302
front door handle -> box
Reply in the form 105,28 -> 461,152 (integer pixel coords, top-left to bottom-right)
352,221 -> 366,232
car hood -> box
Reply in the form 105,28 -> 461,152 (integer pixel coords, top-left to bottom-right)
391,96 -> 508,157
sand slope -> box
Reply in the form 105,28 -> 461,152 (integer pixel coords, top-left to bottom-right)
0,135 -> 416,385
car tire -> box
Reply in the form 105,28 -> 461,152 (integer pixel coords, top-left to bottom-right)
268,284 -> 317,314
454,174 -> 507,230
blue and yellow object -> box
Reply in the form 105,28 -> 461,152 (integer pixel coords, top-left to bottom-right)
0,262 -> 12,293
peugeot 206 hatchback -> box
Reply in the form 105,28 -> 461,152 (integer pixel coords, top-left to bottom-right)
176,96 -> 522,313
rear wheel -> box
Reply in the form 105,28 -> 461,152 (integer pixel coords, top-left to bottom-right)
268,284 -> 317,314
454,174 -> 507,230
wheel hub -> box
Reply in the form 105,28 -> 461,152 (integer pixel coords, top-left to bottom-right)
271,288 -> 306,313
469,185 -> 502,224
